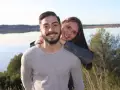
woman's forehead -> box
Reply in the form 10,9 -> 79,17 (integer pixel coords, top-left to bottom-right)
63,22 -> 78,31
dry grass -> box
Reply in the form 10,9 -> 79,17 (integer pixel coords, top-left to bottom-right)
82,65 -> 120,90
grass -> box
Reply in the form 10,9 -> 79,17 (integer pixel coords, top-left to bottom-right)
82,65 -> 120,90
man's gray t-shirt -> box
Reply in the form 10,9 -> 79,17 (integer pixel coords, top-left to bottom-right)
21,46 -> 84,90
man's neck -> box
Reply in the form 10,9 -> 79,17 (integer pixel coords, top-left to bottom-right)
41,41 -> 63,53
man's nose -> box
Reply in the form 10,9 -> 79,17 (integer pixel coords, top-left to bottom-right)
48,28 -> 52,32
48,26 -> 53,32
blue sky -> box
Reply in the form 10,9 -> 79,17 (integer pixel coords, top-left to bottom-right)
0,0 -> 120,25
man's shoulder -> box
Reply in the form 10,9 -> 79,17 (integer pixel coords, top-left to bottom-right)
61,48 -> 81,65
62,47 -> 79,59
21,46 -> 39,65
23,46 -> 39,57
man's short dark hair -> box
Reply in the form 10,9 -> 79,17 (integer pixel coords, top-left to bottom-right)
39,11 -> 60,24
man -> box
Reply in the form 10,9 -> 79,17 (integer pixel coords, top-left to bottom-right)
21,11 -> 84,90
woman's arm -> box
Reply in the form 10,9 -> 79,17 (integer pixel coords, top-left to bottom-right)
64,41 -> 94,65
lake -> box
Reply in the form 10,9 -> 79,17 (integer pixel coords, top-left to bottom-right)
0,28 -> 120,72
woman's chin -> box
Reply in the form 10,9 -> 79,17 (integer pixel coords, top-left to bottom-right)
60,36 -> 65,40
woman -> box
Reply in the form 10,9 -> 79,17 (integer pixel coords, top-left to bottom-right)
30,17 -> 93,90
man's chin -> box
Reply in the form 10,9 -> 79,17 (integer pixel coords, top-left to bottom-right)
43,34 -> 61,45
45,38 -> 60,45
47,41 -> 59,44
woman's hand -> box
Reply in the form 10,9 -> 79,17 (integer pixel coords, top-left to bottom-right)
35,33 -> 43,45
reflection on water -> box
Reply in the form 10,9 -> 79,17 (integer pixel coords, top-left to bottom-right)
0,31 -> 40,46
0,45 -> 29,72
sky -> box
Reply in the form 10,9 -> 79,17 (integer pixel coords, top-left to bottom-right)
0,0 -> 120,25
0,0 -> 120,46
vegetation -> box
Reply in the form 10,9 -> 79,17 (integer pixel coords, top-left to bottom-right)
0,24 -> 120,34
0,28 -> 120,90
83,28 -> 120,90
0,53 -> 23,90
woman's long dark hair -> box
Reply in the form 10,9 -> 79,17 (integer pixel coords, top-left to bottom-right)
62,17 -> 92,90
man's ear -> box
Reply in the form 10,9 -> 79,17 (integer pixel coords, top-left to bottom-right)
59,24 -> 62,30
39,24 -> 42,31
60,24 -> 61,27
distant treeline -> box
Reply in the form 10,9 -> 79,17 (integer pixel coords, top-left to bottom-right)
0,25 -> 39,34
0,24 -> 120,34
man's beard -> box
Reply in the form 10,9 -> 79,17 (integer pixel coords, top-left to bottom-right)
43,32 -> 61,45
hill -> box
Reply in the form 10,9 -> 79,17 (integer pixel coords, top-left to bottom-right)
0,24 -> 120,34
0,25 -> 39,34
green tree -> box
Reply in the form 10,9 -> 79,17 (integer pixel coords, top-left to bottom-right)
83,28 -> 120,90
7,53 -> 23,76
0,53 -> 24,90
89,28 -> 120,71
0,73 -> 6,90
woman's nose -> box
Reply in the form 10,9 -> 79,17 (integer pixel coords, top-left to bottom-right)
67,31 -> 72,35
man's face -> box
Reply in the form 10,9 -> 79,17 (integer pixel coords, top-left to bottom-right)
40,16 -> 61,44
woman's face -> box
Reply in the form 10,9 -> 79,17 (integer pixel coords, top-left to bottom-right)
61,21 -> 79,41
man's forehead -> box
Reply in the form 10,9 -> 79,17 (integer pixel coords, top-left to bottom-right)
41,16 -> 59,24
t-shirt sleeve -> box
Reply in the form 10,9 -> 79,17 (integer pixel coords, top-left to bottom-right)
21,53 -> 33,90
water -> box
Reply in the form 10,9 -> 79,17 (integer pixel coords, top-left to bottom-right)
0,31 -> 40,72
0,28 -> 120,72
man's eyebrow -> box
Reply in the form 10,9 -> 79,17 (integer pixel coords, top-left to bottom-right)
43,23 -> 49,25
43,22 -> 59,25
52,22 -> 59,24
